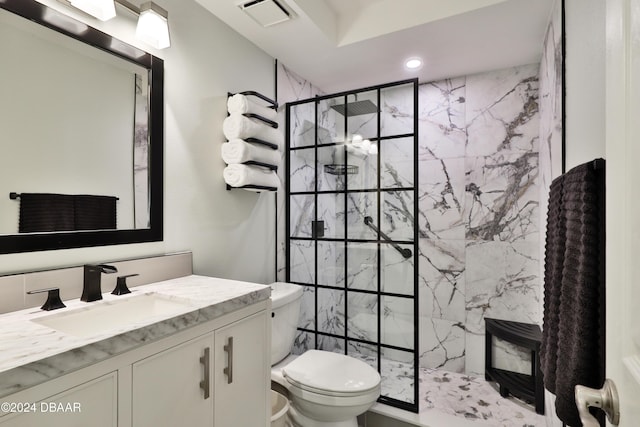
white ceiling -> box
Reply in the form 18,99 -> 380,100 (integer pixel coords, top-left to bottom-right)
195,0 -> 554,93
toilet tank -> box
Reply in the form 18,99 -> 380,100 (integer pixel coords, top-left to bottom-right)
270,282 -> 302,365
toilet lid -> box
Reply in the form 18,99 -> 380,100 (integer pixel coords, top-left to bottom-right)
282,350 -> 380,394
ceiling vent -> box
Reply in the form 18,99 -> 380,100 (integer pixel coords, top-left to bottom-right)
238,0 -> 292,27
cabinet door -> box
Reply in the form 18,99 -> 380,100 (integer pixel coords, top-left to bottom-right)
214,311 -> 269,427
0,372 -> 117,427
132,334 -> 213,427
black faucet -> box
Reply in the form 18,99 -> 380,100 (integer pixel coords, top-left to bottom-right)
81,264 -> 118,302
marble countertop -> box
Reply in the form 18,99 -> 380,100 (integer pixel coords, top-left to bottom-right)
0,275 -> 270,398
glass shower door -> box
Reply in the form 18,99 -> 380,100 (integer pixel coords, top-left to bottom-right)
286,80 -> 419,412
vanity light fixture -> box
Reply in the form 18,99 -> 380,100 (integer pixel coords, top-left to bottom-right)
69,0 -> 116,21
62,0 -> 171,49
135,2 -> 170,49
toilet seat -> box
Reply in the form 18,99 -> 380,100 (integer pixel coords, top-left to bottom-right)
286,376 -> 376,398
286,379 -> 381,408
282,350 -> 381,399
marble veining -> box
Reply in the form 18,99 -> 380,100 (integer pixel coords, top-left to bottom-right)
420,318 -> 466,372
419,157 -> 466,241
420,368 -> 544,426
465,152 -> 539,243
466,65 -> 540,157
277,63 -> 326,283
416,64 -> 541,377
418,78 -> 467,161
0,275 -> 270,397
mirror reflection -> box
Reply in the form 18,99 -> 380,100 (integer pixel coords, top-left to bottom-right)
0,5 -> 150,235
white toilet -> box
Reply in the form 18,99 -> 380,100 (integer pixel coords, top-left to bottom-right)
270,282 -> 381,427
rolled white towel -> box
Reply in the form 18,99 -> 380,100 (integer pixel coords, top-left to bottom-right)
223,114 -> 283,149
221,139 -> 282,167
223,164 -> 280,190
227,94 -> 277,120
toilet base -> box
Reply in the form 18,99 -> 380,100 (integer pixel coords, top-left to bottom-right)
287,404 -> 358,427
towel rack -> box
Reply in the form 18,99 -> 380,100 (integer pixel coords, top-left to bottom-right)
10,192 -> 119,200
233,91 -> 278,110
227,91 -> 279,128
224,90 -> 281,192
245,137 -> 279,150
226,184 -> 278,191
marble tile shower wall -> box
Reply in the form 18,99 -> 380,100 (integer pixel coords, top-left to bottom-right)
276,63 -> 325,283
419,64 -> 541,375
277,62 -> 542,377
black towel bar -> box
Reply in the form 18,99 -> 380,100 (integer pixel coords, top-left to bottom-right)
10,192 -> 119,200
245,137 -> 279,150
229,91 -> 278,110
225,184 -> 278,192
243,160 -> 278,171
242,112 -> 278,129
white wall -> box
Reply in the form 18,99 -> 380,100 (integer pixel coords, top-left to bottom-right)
565,0 -> 606,168
0,0 -> 277,285
544,1 -> 606,425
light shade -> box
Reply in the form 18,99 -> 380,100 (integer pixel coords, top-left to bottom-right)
69,0 -> 116,21
136,2 -> 171,49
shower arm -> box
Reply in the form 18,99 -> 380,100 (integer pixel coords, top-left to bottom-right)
363,216 -> 412,259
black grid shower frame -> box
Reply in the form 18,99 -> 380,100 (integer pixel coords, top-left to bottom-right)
285,79 -> 419,413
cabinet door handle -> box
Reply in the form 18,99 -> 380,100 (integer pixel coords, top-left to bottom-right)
223,336 -> 234,384
199,347 -> 210,399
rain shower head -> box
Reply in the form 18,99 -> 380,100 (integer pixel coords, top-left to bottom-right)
330,100 -> 378,117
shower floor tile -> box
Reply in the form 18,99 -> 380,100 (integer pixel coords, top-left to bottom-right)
371,364 -> 545,426
419,368 -> 545,426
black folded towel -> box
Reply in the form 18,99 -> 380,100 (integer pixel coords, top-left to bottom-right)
18,193 -> 75,233
18,193 -> 117,233
74,195 -> 117,230
540,160 -> 605,426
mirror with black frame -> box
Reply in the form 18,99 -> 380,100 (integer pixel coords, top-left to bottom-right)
0,0 -> 163,254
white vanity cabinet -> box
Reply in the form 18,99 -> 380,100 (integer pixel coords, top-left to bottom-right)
0,373 -> 117,427
132,334 -> 214,427
132,311 -> 269,427
214,312 -> 269,426
0,301 -> 270,427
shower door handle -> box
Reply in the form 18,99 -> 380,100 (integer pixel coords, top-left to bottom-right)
312,220 -> 325,238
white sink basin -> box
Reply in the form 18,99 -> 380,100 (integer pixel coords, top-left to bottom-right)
31,292 -> 195,338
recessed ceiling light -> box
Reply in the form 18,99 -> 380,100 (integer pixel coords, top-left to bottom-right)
405,57 -> 423,70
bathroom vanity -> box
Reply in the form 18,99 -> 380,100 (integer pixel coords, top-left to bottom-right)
0,275 -> 271,427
